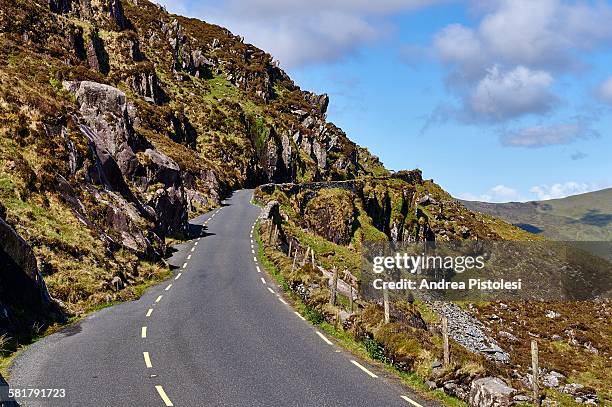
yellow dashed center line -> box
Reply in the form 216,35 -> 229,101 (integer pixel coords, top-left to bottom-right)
143,352 -> 152,368
155,385 -> 174,407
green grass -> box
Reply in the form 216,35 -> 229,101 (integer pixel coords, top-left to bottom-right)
204,75 -> 239,101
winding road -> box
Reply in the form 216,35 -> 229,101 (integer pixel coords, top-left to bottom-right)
9,190 -> 440,407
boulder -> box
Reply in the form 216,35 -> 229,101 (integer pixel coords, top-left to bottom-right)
66,80 -> 142,178
259,201 -> 281,226
66,81 -> 189,237
469,377 -> 516,407
0,216 -> 62,336
542,371 -> 566,388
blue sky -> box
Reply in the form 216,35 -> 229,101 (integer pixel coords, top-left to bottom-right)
157,0 -> 612,202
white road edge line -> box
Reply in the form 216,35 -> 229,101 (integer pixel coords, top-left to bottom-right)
256,266 -> 261,273
191,247 -> 195,252
155,295 -> 163,303
165,284 -> 172,291
155,385 -> 174,407
316,331 -> 333,345
267,287 -> 275,294
175,273 -> 182,280
260,277 -> 266,285
401,395 -> 424,407
194,241 -> 198,246
294,311 -> 306,321
350,360 -> 378,378
182,263 -> 187,269
278,298 -> 287,305
143,352 -> 152,368
251,249 -> 255,254
253,256 -> 257,262
146,308 -> 153,317
141,326 -> 147,338
187,254 -> 192,260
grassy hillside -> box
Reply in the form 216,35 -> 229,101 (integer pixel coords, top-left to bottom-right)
461,188 -> 612,241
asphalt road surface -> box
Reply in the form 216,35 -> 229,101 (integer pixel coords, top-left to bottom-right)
9,190 -> 442,407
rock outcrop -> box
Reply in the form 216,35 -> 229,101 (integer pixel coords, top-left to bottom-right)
469,377 -> 516,407
0,212 -> 62,336
430,302 -> 510,363
128,71 -> 167,105
65,80 -> 188,244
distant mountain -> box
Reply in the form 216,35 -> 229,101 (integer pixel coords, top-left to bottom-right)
461,188 -> 612,241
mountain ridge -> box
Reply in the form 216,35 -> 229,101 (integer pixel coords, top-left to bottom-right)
460,188 -> 612,241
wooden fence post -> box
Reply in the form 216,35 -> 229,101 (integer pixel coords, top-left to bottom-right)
383,289 -> 390,323
288,240 -> 292,257
311,249 -> 315,266
268,221 -> 273,243
349,285 -> 354,313
302,247 -> 310,266
272,224 -> 278,244
330,268 -> 339,305
442,317 -> 450,366
531,340 -> 540,406
292,248 -> 298,270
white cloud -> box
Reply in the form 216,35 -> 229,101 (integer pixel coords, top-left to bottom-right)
174,0 -> 443,68
468,66 -> 556,121
427,0 -> 612,124
458,184 -> 524,202
595,76 -> 612,105
459,181 -> 610,203
434,24 -> 484,81
500,120 -> 598,147
529,182 -> 604,200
